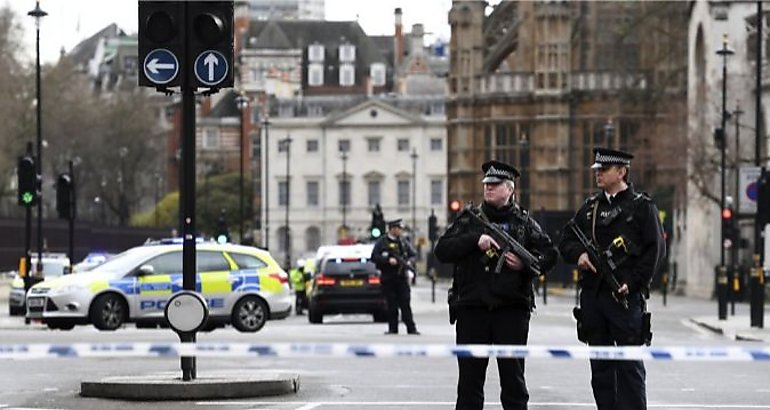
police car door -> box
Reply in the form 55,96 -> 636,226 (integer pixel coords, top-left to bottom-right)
135,251 -> 182,319
197,250 -> 233,314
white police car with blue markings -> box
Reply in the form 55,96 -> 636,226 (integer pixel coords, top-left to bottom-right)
25,240 -> 291,332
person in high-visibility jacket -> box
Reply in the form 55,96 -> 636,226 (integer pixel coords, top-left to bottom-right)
289,264 -> 308,315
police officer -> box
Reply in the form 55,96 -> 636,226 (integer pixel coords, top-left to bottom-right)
559,148 -> 665,410
371,218 -> 419,335
434,160 -> 557,410
289,261 -> 307,315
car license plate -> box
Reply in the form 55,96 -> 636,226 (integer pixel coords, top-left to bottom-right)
340,279 -> 363,287
28,297 -> 45,307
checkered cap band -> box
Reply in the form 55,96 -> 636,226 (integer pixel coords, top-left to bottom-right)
485,165 -> 515,181
594,152 -> 631,166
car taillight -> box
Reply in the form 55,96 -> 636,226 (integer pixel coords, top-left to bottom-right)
316,274 -> 336,286
368,275 -> 381,285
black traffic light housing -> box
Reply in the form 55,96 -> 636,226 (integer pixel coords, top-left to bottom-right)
138,1 -> 184,88
721,206 -> 737,248
187,1 -> 234,89
215,210 -> 230,243
370,204 -> 386,240
56,173 -> 74,220
17,155 -> 38,207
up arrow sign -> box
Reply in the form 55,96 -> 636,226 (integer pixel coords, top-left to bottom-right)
203,53 -> 219,82
194,50 -> 229,87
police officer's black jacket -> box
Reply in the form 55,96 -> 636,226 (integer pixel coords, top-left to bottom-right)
558,184 -> 666,295
434,201 -> 557,310
371,235 -> 416,281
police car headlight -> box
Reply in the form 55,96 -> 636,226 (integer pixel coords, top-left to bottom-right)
54,284 -> 86,294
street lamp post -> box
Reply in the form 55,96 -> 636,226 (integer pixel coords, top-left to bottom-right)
118,147 -> 128,226
28,0 -> 47,277
410,149 -> 418,237
341,150 -> 348,230
262,115 -> 271,249
716,34 -> 734,320
281,136 -> 292,270
236,92 -> 249,244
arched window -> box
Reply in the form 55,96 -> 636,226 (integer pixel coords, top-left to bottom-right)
305,226 -> 321,252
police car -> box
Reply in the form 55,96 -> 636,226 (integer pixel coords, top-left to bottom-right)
25,240 -> 291,331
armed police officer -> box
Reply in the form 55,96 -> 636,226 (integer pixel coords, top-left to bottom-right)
371,218 -> 419,335
559,148 -> 665,410
434,160 -> 557,410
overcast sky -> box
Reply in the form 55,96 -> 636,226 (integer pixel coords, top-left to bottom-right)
3,0 -> 499,64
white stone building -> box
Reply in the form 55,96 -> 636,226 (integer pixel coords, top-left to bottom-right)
263,98 -> 447,265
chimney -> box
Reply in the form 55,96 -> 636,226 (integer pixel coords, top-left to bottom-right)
234,0 -> 250,62
394,8 -> 404,68
410,24 -> 424,56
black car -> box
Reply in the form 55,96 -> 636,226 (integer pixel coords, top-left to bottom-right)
306,256 -> 387,324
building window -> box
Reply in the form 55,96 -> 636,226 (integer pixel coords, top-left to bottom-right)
308,63 -> 323,86
397,180 -> 410,206
370,63 -> 386,87
397,138 -> 409,152
307,139 -> 319,152
368,181 -> 381,206
430,138 -> 442,151
339,180 -> 351,207
339,43 -> 356,62
430,179 -> 442,205
308,43 -> 325,62
278,181 -> 288,206
367,137 -> 381,152
278,139 -> 289,153
305,226 -> 321,252
338,139 -> 350,152
339,63 -> 355,86
306,181 -> 319,206
203,128 -> 219,149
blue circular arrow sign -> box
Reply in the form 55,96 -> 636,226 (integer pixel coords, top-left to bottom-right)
194,50 -> 229,87
143,49 -> 179,85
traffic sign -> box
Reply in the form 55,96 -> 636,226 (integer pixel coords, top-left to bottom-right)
194,50 -> 228,86
143,48 -> 179,85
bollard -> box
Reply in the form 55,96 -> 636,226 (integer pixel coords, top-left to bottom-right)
717,265 -> 728,320
540,274 -> 547,305
661,272 -> 668,307
573,269 -> 579,305
749,253 -> 765,328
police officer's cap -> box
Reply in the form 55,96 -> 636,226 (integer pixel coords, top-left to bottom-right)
386,218 -> 405,229
591,148 -> 634,170
481,160 -> 520,184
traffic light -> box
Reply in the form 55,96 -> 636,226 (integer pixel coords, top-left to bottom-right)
187,1 -> 234,89
428,211 -> 438,241
448,200 -> 462,223
138,1 -> 184,87
370,205 -> 385,240
56,173 -> 74,220
758,168 -> 770,227
713,127 -> 725,149
721,206 -> 737,248
215,210 -> 229,243
17,155 -> 38,207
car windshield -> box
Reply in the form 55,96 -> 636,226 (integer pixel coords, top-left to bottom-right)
321,259 -> 377,275
85,246 -> 167,274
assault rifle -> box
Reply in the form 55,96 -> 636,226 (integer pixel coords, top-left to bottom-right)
565,219 -> 629,309
461,208 -> 542,276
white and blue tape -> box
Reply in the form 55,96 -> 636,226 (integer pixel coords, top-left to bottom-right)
1,343 -> 769,361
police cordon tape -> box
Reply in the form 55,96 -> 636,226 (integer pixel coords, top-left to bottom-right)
1,342 -> 770,361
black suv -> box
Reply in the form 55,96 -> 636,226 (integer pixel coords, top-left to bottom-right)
306,256 -> 387,324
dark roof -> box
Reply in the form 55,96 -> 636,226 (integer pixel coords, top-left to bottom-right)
68,23 -> 124,69
208,90 -> 241,119
246,20 -> 389,67
370,35 -> 394,66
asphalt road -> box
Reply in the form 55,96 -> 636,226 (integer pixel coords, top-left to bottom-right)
1,281 -> 770,410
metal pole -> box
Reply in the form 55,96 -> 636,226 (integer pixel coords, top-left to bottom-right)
752,0 -> 765,328
716,35 -> 733,320
263,117 -> 270,249
283,137 -> 292,270
238,95 -> 246,243
411,149 -> 418,239
23,142 -> 33,318
342,150 -> 348,230
29,1 -> 47,278
68,159 -> 74,274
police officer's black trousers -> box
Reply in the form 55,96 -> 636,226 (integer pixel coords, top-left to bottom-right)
581,289 -> 646,410
455,306 -> 530,410
382,278 -> 416,333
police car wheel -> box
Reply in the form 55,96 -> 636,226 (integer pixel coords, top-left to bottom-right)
89,293 -> 127,331
231,296 -> 268,332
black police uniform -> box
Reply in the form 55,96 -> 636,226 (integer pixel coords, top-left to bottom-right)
559,148 -> 666,410
434,160 -> 557,410
371,220 -> 418,334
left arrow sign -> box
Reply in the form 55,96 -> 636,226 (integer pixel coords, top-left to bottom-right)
147,58 -> 176,74
143,49 -> 179,86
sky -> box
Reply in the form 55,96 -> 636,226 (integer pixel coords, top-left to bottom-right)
3,0 -> 500,64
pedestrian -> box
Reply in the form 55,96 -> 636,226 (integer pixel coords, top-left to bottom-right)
558,148 -> 665,410
371,218 -> 419,335
434,160 -> 557,410
289,261 -> 308,315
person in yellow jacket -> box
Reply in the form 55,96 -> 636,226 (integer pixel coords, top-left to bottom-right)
289,263 -> 308,315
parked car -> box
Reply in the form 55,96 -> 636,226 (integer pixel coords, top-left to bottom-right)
8,254 -> 70,316
306,244 -> 387,324
25,240 -> 291,331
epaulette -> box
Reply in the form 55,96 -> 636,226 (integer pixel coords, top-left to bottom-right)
634,191 -> 653,202
584,192 -> 602,206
